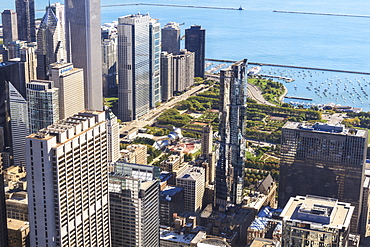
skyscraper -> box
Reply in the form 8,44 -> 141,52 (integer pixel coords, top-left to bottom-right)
173,49 -> 195,93
215,59 -> 247,206
117,13 -> 152,121
65,0 -> 103,111
1,9 -> 18,46
36,7 -> 66,80
161,22 -> 181,55
106,110 -> 120,163
27,80 -> 59,133
278,122 -> 368,232
149,18 -> 161,108
185,25 -> 205,78
15,0 -> 36,42
26,110 -> 110,246
50,62 -> 84,119
160,51 -> 173,102
9,82 -> 29,167
109,162 -> 160,246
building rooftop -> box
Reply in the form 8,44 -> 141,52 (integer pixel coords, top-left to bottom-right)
160,227 -> 196,244
249,238 -> 279,247
7,218 -> 29,231
280,195 -> 354,229
160,186 -> 184,198
284,122 -> 367,137
177,166 -> 204,181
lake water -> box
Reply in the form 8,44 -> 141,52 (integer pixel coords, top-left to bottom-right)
2,0 -> 370,111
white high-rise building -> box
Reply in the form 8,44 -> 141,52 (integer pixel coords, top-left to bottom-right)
27,80 -> 59,133
26,110 -> 110,246
9,82 -> 29,167
50,62 -> 84,119
106,110 -> 120,163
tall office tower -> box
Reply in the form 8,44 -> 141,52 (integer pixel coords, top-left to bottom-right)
1,10 -> 18,46
101,38 -> 117,97
0,45 -> 9,62
20,44 -> 37,83
106,110 -> 120,163
280,195 -> 354,247
161,22 -> 181,55
9,82 -> 29,167
27,80 -> 59,133
185,25 -> 205,78
201,124 -> 213,158
15,0 -> 36,42
47,2 -> 65,31
173,49 -> 195,93
160,51 -> 173,102
26,110 -> 110,246
215,59 -> 247,206
65,0 -> 103,111
176,165 -> 205,213
149,18 -> 161,108
279,122 -> 368,233
109,162 -> 160,246
36,7 -> 66,80
0,153 -> 8,247
50,63 -> 84,119
117,14 -> 151,121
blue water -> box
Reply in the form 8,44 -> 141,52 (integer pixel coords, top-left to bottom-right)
2,0 -> 370,110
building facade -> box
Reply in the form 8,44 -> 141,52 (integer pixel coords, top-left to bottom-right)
278,122 -> 368,232
149,19 -> 161,108
0,153 -> 8,247
160,51 -> 173,102
117,14 -> 157,121
65,0 -> 103,111
161,22 -> 181,55
36,7 -> 66,80
101,38 -> 117,97
27,80 -> 59,133
185,25 -> 205,78
26,110 -> 110,246
106,110 -> 120,163
15,0 -> 36,42
9,82 -> 29,167
109,162 -> 160,246
50,62 -> 84,120
280,195 -> 354,247
1,9 -> 18,46
215,59 -> 247,206
173,49 -> 195,93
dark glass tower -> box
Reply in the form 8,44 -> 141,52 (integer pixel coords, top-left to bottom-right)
65,0 -> 103,111
1,9 -> 18,45
15,0 -> 36,42
161,22 -> 180,55
215,59 -> 247,206
278,122 -> 368,232
0,153 -> 8,247
185,25 -> 205,78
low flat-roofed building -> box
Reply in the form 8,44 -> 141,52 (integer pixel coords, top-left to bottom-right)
160,227 -> 196,247
6,190 -> 28,221
280,195 -> 354,247
160,186 -> 184,226
7,218 -> 29,247
248,237 -> 280,247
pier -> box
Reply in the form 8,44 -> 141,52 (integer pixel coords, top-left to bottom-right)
205,59 -> 370,75
101,3 -> 243,11
285,96 -> 313,101
259,74 -> 294,82
273,10 -> 370,19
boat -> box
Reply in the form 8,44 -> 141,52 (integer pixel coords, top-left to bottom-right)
247,66 -> 261,76
238,5 -> 244,10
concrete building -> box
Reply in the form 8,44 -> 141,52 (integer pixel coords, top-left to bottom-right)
176,165 -> 205,213
149,18 -> 161,108
279,122 -> 368,233
185,25 -> 205,78
20,45 -> 37,83
15,0 -> 36,42
7,218 -> 29,247
160,51 -> 173,102
173,49 -> 195,93
161,22 -> 181,55
201,124 -> 213,158
106,110 -> 120,163
280,195 -> 354,247
26,110 -> 110,246
27,80 -> 59,133
160,154 -> 183,172
50,62 -> 84,119
65,0 -> 103,111
120,144 -> 148,165
117,13 -> 159,121
0,153 -> 8,247
1,10 -> 18,46
9,82 -> 29,167
6,190 -> 28,221
109,162 -> 160,246
159,186 -> 184,226
215,59 -> 247,206
360,175 -> 370,237
36,7 -> 66,80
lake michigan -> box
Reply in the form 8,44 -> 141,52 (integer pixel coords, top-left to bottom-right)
1,0 -> 370,110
